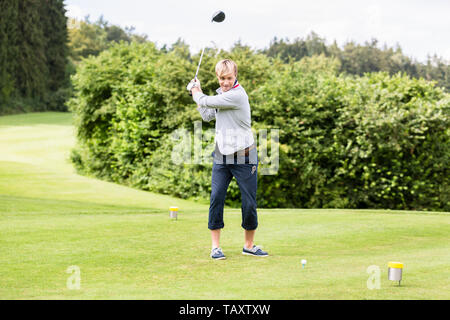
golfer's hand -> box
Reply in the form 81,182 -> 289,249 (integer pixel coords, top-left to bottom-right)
187,78 -> 202,95
186,79 -> 196,92
191,79 -> 201,94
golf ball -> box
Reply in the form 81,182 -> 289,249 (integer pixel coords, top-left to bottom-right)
301,259 -> 307,265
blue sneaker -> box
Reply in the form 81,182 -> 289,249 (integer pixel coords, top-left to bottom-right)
211,247 -> 226,260
242,245 -> 269,257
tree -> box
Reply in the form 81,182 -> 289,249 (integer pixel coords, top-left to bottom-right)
15,0 -> 47,100
40,0 -> 69,92
68,17 -> 109,62
67,16 -> 149,64
262,32 -> 328,62
0,0 -> 19,109
0,0 -> 69,114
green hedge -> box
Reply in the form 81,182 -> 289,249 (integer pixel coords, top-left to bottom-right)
69,42 -> 449,211
254,63 -> 449,210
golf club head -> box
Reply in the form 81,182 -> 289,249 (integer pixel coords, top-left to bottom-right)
212,11 -> 225,23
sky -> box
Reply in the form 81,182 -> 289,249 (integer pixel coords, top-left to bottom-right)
65,0 -> 450,63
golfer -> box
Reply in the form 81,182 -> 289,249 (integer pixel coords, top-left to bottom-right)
187,59 -> 268,260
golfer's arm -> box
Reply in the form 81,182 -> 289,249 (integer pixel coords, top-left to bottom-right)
193,92 -> 240,110
197,106 -> 216,122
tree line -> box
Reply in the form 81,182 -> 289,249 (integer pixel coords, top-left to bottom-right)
67,19 -> 450,93
263,33 -> 450,92
1,9 -> 449,115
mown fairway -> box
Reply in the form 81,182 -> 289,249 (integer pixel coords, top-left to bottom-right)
0,112 -> 449,299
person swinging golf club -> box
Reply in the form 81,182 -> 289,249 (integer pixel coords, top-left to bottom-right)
187,59 -> 268,260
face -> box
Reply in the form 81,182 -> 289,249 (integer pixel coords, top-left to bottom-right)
217,72 -> 236,92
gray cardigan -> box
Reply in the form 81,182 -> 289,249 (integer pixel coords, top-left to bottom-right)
194,82 -> 255,155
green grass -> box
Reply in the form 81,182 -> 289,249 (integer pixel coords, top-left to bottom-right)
0,112 -> 449,300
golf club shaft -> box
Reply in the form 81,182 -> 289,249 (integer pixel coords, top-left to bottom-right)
192,11 -> 225,81
194,47 -> 205,80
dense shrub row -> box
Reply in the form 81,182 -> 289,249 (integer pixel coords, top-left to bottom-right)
69,42 -> 449,211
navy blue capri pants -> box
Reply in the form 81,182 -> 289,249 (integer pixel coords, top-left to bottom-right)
208,147 -> 258,230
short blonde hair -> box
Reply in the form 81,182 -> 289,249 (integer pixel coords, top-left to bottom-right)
215,59 -> 238,78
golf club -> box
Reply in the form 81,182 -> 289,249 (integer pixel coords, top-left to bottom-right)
193,10 -> 226,81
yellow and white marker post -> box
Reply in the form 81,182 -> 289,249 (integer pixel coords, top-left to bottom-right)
169,206 -> 179,220
388,262 -> 404,286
